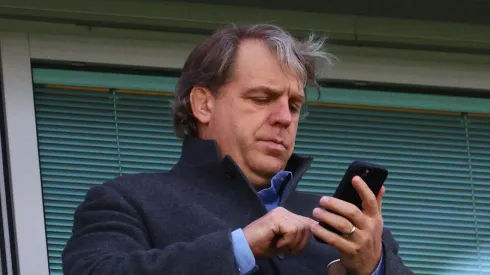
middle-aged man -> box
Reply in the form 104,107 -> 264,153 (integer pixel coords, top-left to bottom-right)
63,24 -> 415,275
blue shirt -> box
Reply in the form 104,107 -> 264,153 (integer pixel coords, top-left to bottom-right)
231,170 -> 385,275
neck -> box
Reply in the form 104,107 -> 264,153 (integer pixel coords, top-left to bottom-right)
251,179 -> 272,191
176,137 -> 313,196
241,168 -> 273,191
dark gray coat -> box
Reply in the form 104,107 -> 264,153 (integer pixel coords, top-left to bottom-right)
62,137 -> 414,275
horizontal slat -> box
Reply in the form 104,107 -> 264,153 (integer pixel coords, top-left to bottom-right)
296,105 -> 484,275
304,168 -> 470,182
467,116 -> 490,271
116,93 -> 182,175
39,144 -> 117,155
35,87 -> 124,275
34,77 -> 490,275
41,171 -> 118,182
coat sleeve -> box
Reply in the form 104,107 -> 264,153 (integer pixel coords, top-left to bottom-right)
62,183 -> 238,275
381,227 -> 416,275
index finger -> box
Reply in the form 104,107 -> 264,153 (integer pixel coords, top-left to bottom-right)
352,176 -> 380,217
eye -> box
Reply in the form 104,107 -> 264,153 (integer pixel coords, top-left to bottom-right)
290,105 -> 300,113
251,97 -> 270,104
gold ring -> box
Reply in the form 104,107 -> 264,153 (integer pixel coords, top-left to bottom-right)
345,225 -> 356,236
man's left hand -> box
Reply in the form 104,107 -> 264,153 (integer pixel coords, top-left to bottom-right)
310,176 -> 386,275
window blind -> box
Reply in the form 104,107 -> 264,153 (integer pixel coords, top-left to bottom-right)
466,116 -> 490,273
295,106 -> 486,274
32,69 -> 490,275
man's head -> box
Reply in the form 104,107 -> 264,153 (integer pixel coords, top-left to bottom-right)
173,24 -> 333,188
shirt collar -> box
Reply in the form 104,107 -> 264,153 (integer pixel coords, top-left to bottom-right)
257,170 -> 293,204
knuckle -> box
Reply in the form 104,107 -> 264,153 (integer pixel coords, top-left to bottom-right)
291,228 -> 299,236
346,208 -> 360,220
269,208 -> 279,216
270,207 -> 285,217
359,233 -> 369,247
276,206 -> 286,213
291,224 -> 300,233
302,219 -> 312,229
367,198 -> 378,208
353,208 -> 363,219
370,216 -> 383,230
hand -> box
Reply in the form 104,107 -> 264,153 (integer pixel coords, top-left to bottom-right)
310,176 -> 386,275
243,207 -> 316,259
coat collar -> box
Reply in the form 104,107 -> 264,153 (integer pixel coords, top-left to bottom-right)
173,136 -> 313,201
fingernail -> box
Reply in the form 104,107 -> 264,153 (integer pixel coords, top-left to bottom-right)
320,196 -> 330,204
313,207 -> 320,216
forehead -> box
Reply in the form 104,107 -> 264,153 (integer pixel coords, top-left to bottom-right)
230,39 -> 304,95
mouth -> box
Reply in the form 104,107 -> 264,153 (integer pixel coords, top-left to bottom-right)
260,139 -> 287,152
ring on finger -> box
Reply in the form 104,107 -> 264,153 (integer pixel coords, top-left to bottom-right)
343,225 -> 356,237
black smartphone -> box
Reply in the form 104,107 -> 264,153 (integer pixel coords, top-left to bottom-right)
316,160 -> 388,239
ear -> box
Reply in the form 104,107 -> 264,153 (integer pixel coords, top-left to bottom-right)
189,86 -> 215,124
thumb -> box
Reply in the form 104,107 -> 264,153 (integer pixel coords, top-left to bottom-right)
304,216 -> 318,227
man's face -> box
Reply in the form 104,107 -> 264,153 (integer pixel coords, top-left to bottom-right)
200,39 -> 305,187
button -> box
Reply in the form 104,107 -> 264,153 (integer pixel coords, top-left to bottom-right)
277,253 -> 285,260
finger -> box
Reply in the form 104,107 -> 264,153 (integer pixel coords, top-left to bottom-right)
275,229 -> 292,250
289,217 -> 304,252
304,216 -> 318,226
300,218 -> 317,250
291,229 -> 309,255
298,217 -> 314,248
351,176 -> 379,217
376,186 -> 386,212
276,217 -> 300,250
275,234 -> 289,250
289,217 -> 312,254
312,207 -> 354,235
318,196 -> 367,229
310,222 -> 355,254
285,215 -> 311,253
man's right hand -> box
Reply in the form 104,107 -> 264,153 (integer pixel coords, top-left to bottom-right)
242,207 -> 316,259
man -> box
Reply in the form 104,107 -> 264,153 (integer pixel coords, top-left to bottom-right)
62,24 -> 414,275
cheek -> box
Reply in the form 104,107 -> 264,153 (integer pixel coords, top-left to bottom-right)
213,107 -> 254,145
288,122 -> 299,142
236,113 -> 264,136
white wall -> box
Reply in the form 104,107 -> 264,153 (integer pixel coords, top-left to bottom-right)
0,33 -> 47,275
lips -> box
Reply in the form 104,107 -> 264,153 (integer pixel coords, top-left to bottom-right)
261,139 -> 287,151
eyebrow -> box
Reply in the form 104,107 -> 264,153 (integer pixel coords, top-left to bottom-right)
246,85 -> 306,103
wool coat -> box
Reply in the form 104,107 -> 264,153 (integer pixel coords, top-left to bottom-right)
62,137 -> 415,275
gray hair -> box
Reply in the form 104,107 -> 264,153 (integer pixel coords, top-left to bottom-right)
172,23 -> 335,138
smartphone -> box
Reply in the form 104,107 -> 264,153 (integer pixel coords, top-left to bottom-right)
316,160 -> 388,239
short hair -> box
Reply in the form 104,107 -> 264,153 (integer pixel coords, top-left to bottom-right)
171,23 -> 335,138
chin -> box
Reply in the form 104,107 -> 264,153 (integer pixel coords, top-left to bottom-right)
251,154 -> 287,176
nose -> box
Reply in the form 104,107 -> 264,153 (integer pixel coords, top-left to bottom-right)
270,99 -> 292,128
